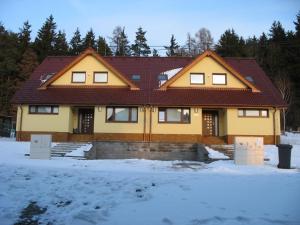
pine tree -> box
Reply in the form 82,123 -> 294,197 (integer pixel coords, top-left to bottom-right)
294,11 -> 300,39
110,26 -> 131,56
97,36 -> 112,56
69,28 -> 83,55
17,48 -> 39,81
18,21 -> 31,54
164,34 -> 179,56
54,30 -> 69,55
215,29 -> 242,57
131,27 -> 151,56
152,49 -> 159,56
245,36 -> 258,57
34,15 -> 57,62
82,28 -> 96,50
0,24 -> 20,115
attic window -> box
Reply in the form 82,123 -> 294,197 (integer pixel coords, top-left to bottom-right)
94,72 -> 108,83
190,73 -> 204,84
245,76 -> 254,83
212,73 -> 227,85
158,74 -> 168,81
72,72 -> 86,83
40,72 -> 56,83
131,74 -> 141,81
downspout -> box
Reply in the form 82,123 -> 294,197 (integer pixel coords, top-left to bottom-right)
149,106 -> 153,142
18,105 -> 23,141
273,107 -> 277,144
143,106 -> 146,142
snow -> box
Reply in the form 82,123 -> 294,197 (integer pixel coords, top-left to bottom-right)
281,132 -> 300,145
0,139 -> 300,225
206,147 -> 230,159
159,67 -> 183,85
65,143 -> 93,157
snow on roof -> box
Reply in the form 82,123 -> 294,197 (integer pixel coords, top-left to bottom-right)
159,67 -> 183,86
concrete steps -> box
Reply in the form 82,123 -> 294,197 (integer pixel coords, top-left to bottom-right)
51,142 -> 90,157
208,144 -> 234,159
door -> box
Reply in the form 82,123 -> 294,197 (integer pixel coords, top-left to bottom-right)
78,108 -> 94,134
202,111 -> 218,136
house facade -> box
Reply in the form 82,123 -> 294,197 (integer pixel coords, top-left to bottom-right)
12,48 -> 286,144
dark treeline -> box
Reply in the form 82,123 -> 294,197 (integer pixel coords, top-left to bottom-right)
0,13 -> 300,130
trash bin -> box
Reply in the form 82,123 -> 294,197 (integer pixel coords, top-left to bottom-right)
276,144 -> 293,169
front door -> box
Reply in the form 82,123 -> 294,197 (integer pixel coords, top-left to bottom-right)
78,108 -> 94,134
202,111 -> 218,136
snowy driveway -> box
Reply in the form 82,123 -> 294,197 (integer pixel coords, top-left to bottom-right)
0,140 -> 300,225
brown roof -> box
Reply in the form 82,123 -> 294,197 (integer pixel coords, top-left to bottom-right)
12,52 -> 286,107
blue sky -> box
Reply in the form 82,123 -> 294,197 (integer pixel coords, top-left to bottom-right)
0,0 -> 299,50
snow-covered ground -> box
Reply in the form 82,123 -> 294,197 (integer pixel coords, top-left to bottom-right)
0,138 -> 300,225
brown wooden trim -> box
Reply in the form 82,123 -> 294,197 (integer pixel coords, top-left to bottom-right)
16,131 -> 280,145
71,71 -> 86,83
93,71 -> 108,83
212,73 -> 227,85
48,85 -> 129,89
159,50 -> 260,92
105,106 -> 138,123
39,48 -> 139,90
190,73 -> 205,85
158,107 -> 191,124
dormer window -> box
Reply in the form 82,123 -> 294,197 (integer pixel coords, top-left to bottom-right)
94,72 -> 108,83
212,73 -> 226,85
72,72 -> 86,83
190,73 -> 204,84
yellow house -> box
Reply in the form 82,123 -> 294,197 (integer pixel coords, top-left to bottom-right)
12,48 -> 286,144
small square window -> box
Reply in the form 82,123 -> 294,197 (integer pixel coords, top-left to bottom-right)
261,110 -> 268,117
190,73 -> 204,84
212,74 -> 226,85
94,72 -> 108,83
72,72 -> 86,83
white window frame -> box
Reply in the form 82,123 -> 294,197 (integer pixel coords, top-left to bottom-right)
72,72 -> 86,83
94,72 -> 108,83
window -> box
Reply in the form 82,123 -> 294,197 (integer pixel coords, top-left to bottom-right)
106,107 -> 138,122
72,72 -> 86,83
29,105 -> 59,114
94,72 -> 108,83
158,108 -> 190,123
238,109 -> 269,117
212,73 -> 226,85
131,74 -> 141,81
190,73 -> 204,84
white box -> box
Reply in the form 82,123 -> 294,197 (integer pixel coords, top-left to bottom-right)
234,137 -> 264,165
30,135 -> 52,159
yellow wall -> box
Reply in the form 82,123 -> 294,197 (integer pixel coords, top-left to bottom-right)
151,107 -> 202,134
16,105 -> 72,132
52,55 -> 127,86
226,108 -> 281,135
94,106 -> 145,134
16,105 -> 280,137
170,57 -> 247,89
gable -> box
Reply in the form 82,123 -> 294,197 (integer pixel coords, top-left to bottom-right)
39,48 -> 139,90
51,55 -> 127,87
160,51 -> 260,92
170,56 -> 247,89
